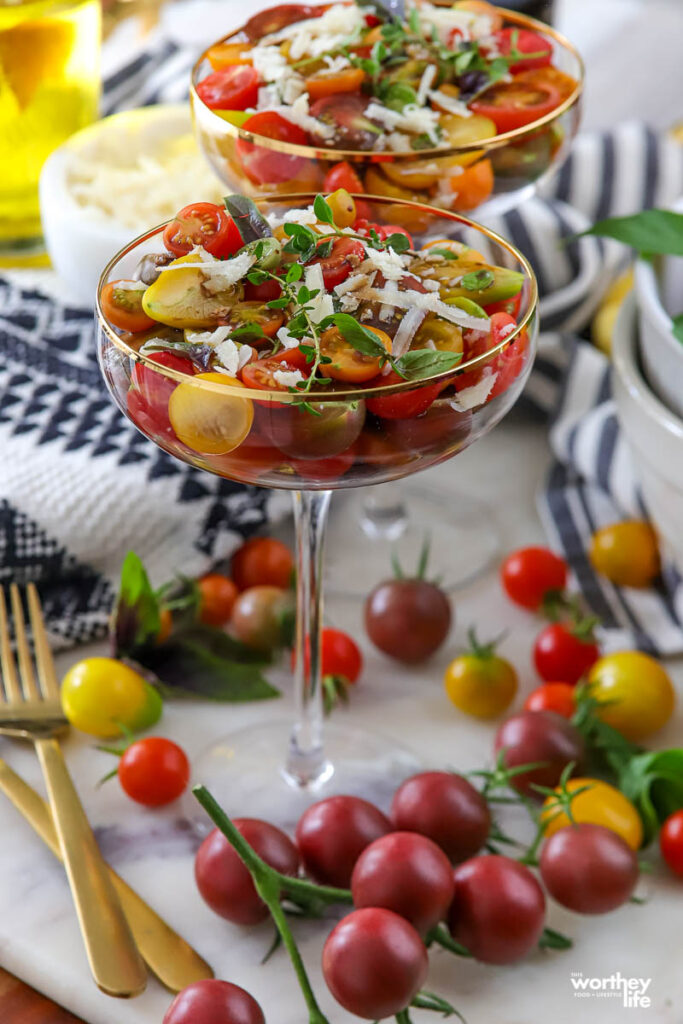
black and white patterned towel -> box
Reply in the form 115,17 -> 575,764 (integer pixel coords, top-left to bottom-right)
1,23 -> 682,649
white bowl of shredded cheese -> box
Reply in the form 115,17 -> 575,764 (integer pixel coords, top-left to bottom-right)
39,104 -> 225,305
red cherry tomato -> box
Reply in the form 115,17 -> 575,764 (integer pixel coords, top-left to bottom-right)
163,980 -> 265,1024
131,351 -> 196,434
101,281 -> 155,333
484,292 -> 522,318
539,823 -> 638,914
366,370 -> 444,420
244,277 -> 283,302
118,737 -> 190,807
244,3 -> 323,40
310,235 -> 366,289
351,831 -> 454,935
296,795 -> 391,887
291,450 -> 356,481
390,771 -> 490,863
197,573 -> 239,626
471,79 -> 562,133
322,908 -> 428,1020
534,622 -> 600,685
241,346 -> 310,391
494,710 -> 584,797
236,112 -> 310,185
231,536 -> 294,590
489,28 -> 553,73
290,627 -> 363,682
196,66 -> 260,111
354,219 -> 414,250
488,325 -> 530,399
524,682 -> 576,718
195,820 -> 300,925
162,202 -> 242,259
323,161 -> 371,219
501,546 -> 568,610
456,311 -> 520,394
660,810 -> 683,877
449,855 -> 546,964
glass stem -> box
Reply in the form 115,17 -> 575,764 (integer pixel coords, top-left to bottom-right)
286,489 -> 333,788
359,483 -> 408,541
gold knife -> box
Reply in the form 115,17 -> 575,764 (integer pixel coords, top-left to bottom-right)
0,757 -> 213,993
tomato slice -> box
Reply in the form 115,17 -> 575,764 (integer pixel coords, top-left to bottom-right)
244,3 -> 324,40
162,202 -> 242,259
483,292 -> 522,318
310,236 -> 366,289
366,370 -> 445,420
226,301 -> 285,340
207,42 -> 253,70
101,281 -> 156,333
320,324 -> 391,383
244,278 -> 283,302
308,94 -> 382,150
168,372 -> 254,455
471,80 -> 562,133
236,112 -> 310,185
489,28 -> 553,73
515,66 -> 578,103
196,66 -> 260,111
130,351 -> 196,436
305,67 -> 365,101
456,312 -> 522,397
241,347 -> 310,391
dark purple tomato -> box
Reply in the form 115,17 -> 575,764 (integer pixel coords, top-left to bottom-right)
385,404 -> 472,456
365,580 -> 451,664
195,819 -> 300,925
449,855 -> 546,964
351,831 -> 454,935
322,907 -> 428,1019
296,795 -> 391,887
309,94 -> 383,150
494,710 -> 585,797
539,824 -> 639,914
390,772 -> 491,863
163,980 -> 265,1024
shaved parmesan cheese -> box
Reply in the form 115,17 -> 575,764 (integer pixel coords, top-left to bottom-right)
339,294 -> 360,312
360,285 -> 489,332
417,65 -> 437,106
360,246 -> 409,282
186,326 -> 231,346
112,279 -> 145,291
334,272 -> 374,296
365,101 -> 441,143
422,279 -> 440,292
450,372 -> 496,411
428,89 -> 472,118
499,321 -> 517,339
392,307 -> 426,357
273,368 -> 305,387
416,1 -> 495,45
262,94 -> 335,140
277,326 -> 305,349
263,3 -> 365,58
267,207 -> 318,228
201,250 -> 256,293
303,262 -> 334,322
323,54 -> 351,72
214,339 -> 254,376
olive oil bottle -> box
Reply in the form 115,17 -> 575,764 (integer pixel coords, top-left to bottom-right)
0,0 -> 100,260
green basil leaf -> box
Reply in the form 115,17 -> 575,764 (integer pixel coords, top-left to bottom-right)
111,551 -> 161,655
223,194 -> 273,244
286,262 -> 303,283
383,81 -> 418,112
429,247 -> 458,260
394,348 -> 462,380
139,338 -> 214,370
461,269 -> 495,291
410,133 -> 436,151
320,312 -> 388,356
583,209 -> 683,256
313,193 -> 335,225
672,313 -> 683,345
384,232 -> 410,254
267,297 -> 290,309
230,323 -> 266,340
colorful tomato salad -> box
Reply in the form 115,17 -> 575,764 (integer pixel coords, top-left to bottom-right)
101,191 -> 528,432
196,0 -> 577,155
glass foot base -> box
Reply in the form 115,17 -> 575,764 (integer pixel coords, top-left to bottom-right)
183,717 -> 421,835
325,486 -> 500,596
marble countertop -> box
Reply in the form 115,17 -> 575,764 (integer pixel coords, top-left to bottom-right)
1,412 -> 681,1024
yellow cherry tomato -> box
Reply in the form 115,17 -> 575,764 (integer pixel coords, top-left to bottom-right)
422,238 -> 487,264
541,778 -> 643,850
325,188 -> 357,229
61,658 -> 150,738
587,651 -> 675,741
444,633 -> 518,719
589,520 -> 660,588
168,372 -> 254,455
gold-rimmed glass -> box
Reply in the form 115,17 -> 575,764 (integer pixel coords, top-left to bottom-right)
96,195 -> 538,826
190,6 -> 584,219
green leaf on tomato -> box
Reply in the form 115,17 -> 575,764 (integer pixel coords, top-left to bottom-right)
461,269 -> 495,292
321,312 -> 388,356
313,193 -> 335,225
113,551 -> 162,654
394,348 -> 462,380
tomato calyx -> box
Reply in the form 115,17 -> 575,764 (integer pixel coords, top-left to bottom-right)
391,536 -> 438,584
465,625 -> 506,661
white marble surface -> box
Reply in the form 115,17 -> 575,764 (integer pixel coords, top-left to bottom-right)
1,414 -> 683,1024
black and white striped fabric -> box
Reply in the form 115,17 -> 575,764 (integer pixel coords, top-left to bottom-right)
2,24 -> 683,648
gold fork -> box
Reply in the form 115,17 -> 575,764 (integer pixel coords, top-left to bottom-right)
0,584 -> 147,998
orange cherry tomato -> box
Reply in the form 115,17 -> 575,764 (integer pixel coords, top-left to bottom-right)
198,573 -> 239,626
101,281 -> 155,333
516,66 -> 578,104
305,67 -> 365,101
207,41 -> 253,69
524,682 -> 575,719
231,537 -> 294,591
450,159 -> 495,211
320,325 -> 391,383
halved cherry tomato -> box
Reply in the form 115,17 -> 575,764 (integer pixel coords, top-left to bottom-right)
451,158 -> 494,211
484,292 -> 522,318
291,450 -> 356,481
309,93 -> 382,150
524,682 -> 576,719
196,66 -> 260,111
516,66 -> 578,104
489,28 -> 553,73
366,371 -> 445,420
162,202 -> 242,259
321,324 -> 391,383
324,162 -> 371,219
101,281 -> 155,333
241,347 -> 310,391
206,41 -> 253,69
131,352 -> 196,434
244,3 -> 323,40
471,81 -> 562,134
311,236 -> 366,289
227,301 -> 285,340
306,67 -> 365,101
456,312 -> 517,394
236,112 -> 310,185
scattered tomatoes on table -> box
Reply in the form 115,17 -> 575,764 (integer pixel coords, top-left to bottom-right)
117,737 -> 190,807
494,710 -> 584,797
539,824 -> 639,914
589,520 -> 660,588
163,979 -> 265,1024
586,651 -> 675,741
500,545 -> 568,610
444,629 -> 518,719
296,795 -> 391,887
540,777 -> 643,850
533,620 -> 600,685
231,536 -> 294,590
197,572 -> 239,627
390,771 -> 490,863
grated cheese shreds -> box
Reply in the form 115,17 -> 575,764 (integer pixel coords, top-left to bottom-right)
67,135 -> 224,230
273,368 -> 305,387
